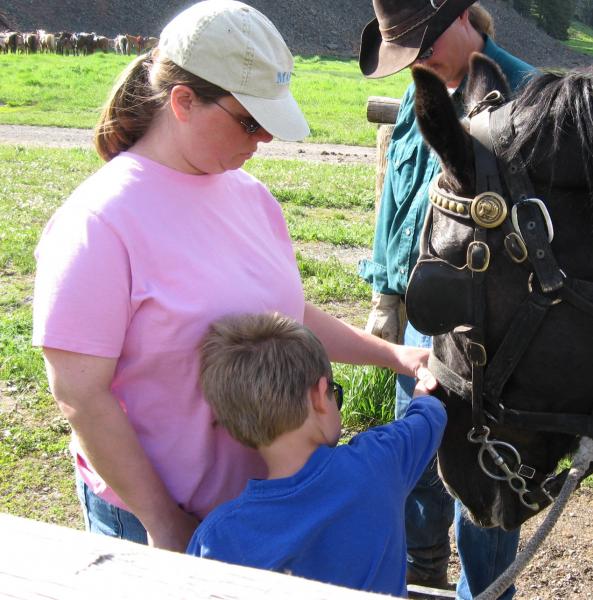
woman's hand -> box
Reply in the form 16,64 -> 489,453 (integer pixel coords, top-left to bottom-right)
147,507 -> 201,552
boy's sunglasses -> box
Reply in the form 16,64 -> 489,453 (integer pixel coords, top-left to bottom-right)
212,99 -> 262,135
328,379 -> 344,411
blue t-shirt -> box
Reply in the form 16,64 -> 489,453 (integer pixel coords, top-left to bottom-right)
187,396 -> 446,597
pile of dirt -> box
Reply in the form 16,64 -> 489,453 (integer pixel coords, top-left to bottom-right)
4,0 -> 592,68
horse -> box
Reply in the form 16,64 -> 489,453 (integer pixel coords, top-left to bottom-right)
406,54 -> 593,532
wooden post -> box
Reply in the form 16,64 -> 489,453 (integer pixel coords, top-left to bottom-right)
367,96 -> 401,215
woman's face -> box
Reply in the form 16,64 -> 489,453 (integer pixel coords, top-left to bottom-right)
183,95 -> 273,175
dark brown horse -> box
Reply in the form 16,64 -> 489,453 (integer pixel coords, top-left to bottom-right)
407,55 -> 593,531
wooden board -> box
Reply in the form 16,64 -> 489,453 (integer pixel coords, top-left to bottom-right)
0,513 -> 400,599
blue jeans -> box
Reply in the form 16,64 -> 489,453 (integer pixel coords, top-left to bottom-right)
397,322 -> 520,598
76,474 -> 148,544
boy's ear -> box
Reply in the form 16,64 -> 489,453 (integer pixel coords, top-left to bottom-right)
309,376 -> 330,414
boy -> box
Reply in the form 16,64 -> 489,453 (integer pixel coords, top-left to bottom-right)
187,312 -> 446,597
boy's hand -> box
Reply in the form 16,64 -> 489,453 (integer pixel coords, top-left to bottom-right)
414,366 -> 437,396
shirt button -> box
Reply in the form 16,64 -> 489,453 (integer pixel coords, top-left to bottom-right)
400,267 -> 406,274
405,227 -> 412,236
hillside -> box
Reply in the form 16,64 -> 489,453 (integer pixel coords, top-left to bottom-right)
3,0 -> 592,69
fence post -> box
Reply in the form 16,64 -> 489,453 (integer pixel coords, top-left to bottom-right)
366,96 -> 401,215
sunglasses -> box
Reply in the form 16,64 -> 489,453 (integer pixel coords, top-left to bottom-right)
328,379 -> 344,411
212,100 -> 262,135
418,47 -> 434,61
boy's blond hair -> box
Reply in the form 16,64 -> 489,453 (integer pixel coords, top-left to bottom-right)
199,312 -> 332,448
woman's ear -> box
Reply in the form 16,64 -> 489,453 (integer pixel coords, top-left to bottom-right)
309,376 -> 330,415
169,84 -> 195,123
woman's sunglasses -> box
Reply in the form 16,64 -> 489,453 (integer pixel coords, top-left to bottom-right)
212,99 -> 262,135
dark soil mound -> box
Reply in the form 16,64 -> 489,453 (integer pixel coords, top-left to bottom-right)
3,0 -> 592,68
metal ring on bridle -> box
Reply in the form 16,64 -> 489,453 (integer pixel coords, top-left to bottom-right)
478,440 -> 523,481
511,198 -> 554,243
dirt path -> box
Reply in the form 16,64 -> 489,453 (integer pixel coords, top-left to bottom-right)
0,124 -> 375,164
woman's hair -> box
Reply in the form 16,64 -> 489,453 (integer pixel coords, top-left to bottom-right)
199,312 -> 332,449
94,53 -> 229,162
468,3 -> 495,40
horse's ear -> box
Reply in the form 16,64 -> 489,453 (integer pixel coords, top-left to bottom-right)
412,64 -> 473,191
464,52 -> 511,112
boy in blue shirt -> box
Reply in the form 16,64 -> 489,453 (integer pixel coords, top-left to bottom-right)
187,312 -> 446,597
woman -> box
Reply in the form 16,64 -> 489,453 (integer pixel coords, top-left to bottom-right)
33,0 -> 435,552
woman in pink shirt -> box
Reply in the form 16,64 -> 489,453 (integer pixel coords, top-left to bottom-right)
33,0 -> 435,553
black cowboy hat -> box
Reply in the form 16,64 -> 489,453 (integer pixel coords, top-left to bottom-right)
360,0 -> 476,78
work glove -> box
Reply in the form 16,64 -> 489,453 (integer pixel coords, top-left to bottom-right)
365,291 -> 407,345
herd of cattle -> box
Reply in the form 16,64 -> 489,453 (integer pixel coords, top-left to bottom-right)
0,30 -> 159,55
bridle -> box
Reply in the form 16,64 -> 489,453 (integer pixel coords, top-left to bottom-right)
414,91 -> 593,511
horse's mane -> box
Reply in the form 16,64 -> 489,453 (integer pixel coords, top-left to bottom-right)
506,70 -> 593,190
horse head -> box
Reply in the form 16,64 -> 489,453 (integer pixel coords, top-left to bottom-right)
409,55 -> 593,530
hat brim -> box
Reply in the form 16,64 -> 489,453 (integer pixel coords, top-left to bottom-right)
233,91 -> 310,142
359,0 -> 476,79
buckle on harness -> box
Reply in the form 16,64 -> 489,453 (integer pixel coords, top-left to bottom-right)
467,241 -> 491,272
504,232 -> 528,263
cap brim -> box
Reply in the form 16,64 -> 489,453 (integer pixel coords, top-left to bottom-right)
233,91 -> 310,142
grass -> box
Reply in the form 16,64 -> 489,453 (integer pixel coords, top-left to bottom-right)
564,19 -> 593,56
0,53 -> 411,146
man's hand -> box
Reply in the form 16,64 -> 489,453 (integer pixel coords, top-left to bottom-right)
365,292 -> 407,344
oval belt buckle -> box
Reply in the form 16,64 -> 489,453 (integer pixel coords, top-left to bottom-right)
470,192 -> 508,228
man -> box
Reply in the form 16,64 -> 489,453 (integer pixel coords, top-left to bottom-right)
358,1 -> 536,598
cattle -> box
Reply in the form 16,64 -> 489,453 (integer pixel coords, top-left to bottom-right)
94,35 -> 109,53
125,33 -> 142,54
38,30 -> 56,53
6,32 -> 24,53
142,36 -> 159,51
0,33 -> 7,54
76,32 -> 95,55
24,32 -> 39,53
114,34 -> 128,55
56,31 -> 75,56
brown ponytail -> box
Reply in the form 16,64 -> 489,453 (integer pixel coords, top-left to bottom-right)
94,53 -> 230,162
468,3 -> 495,40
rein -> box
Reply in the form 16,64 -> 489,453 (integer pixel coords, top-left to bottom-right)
423,92 -> 593,510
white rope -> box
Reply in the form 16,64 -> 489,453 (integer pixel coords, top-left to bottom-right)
475,436 -> 593,600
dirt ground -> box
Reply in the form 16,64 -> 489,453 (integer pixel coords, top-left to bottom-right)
3,125 -> 593,598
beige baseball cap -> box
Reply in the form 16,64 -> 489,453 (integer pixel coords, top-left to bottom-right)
159,0 -> 310,141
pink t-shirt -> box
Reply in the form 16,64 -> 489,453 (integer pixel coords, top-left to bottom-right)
33,152 -> 305,519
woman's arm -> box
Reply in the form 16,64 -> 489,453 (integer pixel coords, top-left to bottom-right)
303,303 -> 436,388
43,348 -> 198,551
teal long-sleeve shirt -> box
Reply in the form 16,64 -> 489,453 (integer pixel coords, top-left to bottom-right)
359,37 -> 536,296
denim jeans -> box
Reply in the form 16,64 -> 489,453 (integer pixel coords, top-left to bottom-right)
76,474 -> 148,544
396,321 -> 520,598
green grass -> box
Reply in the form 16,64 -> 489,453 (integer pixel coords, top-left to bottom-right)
565,19 -> 593,56
0,53 -> 411,146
